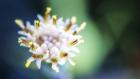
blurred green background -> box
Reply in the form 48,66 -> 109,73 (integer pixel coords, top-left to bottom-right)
0,0 -> 140,79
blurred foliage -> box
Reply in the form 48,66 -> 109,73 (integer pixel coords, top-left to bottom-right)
49,0 -> 114,75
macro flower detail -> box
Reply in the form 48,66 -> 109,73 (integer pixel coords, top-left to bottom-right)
15,7 -> 86,72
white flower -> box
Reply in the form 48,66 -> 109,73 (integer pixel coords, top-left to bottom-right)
15,7 -> 86,72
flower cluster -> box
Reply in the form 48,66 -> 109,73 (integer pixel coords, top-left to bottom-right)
15,7 -> 86,72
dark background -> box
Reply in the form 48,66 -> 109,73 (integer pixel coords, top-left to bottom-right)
0,0 -> 140,79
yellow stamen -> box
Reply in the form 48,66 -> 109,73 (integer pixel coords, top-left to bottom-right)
45,7 -> 52,22
25,61 -> 32,68
69,39 -> 78,46
68,59 -> 76,66
15,19 -> 24,29
60,52 -> 68,58
71,17 -> 76,24
29,41 -> 33,46
28,42 -> 37,51
51,57 -> 58,64
32,54 -> 44,59
72,31 -> 77,35
52,15 -> 57,25
65,23 -> 72,32
35,20 -> 40,29
65,17 -> 76,32
77,22 -> 86,33
46,7 -> 52,13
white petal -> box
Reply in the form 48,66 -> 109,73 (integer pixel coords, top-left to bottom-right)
26,21 -> 35,32
27,57 -> 35,62
78,40 -> 84,44
58,59 -> 66,65
75,35 -> 82,39
47,15 -> 51,22
45,59 -> 51,63
43,53 -> 49,59
57,18 -> 64,25
68,59 -> 76,66
69,53 -> 76,57
18,31 -> 32,40
36,60 -> 42,69
37,14 -> 44,22
18,36 -> 27,40
50,46 -> 59,56
33,47 -> 43,54
18,31 -> 28,36
56,42 -> 60,47
60,46 -> 69,52
57,18 -> 65,29
48,42 -> 53,48
52,64 -> 59,72
69,24 -> 78,32
77,22 -> 86,32
70,47 -> 80,53
65,18 -> 70,25
41,43 -> 48,50
48,36 -> 53,41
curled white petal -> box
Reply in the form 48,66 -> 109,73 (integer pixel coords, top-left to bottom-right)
52,64 -> 59,72
58,59 -> 66,65
70,47 -> 80,53
68,59 -> 76,66
37,14 -> 44,22
36,60 -> 42,69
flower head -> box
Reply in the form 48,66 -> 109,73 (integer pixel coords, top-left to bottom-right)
15,7 -> 86,72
